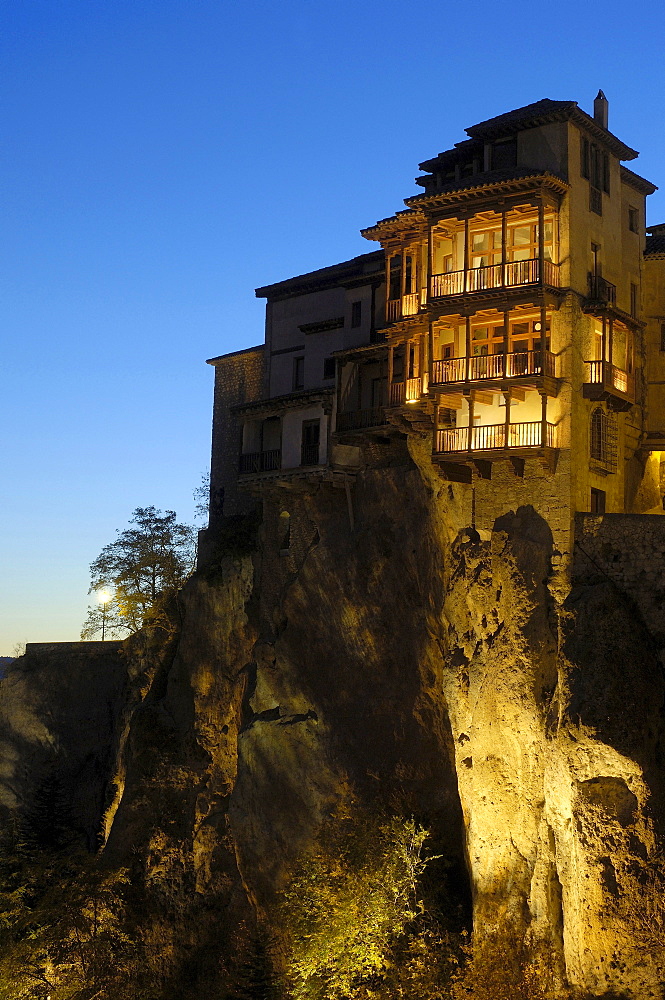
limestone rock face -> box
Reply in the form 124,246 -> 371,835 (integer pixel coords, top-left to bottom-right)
2,439 -> 665,997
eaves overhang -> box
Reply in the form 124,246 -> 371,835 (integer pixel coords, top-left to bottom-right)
232,387 -> 334,417
620,165 -> 657,196
360,208 -> 427,242
255,251 -> 384,300
206,344 -> 264,366
465,99 -> 638,161
404,170 -> 569,210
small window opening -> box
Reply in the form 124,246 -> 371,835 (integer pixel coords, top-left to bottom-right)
628,207 -> 639,233
351,301 -> 362,327
279,511 -> 291,552
301,419 -> 320,467
323,357 -> 336,380
630,283 -> 639,318
590,488 -> 606,514
590,406 -> 617,471
660,324 -> 665,352
293,356 -> 305,390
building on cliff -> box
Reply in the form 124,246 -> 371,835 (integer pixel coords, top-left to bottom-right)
203,93 -> 665,561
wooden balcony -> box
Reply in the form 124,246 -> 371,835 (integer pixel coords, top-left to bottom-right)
335,407 -> 388,432
430,258 -> 560,300
389,376 -> 425,406
300,443 -> 321,467
435,421 -> 557,455
386,288 -> 427,322
430,349 -> 556,389
587,275 -> 616,305
583,360 -> 634,410
239,449 -> 281,475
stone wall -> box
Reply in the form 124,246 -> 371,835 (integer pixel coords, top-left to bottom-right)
574,511 -> 665,642
208,345 -> 264,519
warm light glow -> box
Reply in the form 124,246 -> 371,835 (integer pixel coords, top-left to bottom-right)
97,589 -> 113,605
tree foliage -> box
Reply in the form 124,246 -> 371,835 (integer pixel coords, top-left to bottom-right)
276,806 -> 459,1000
0,842 -> 139,1000
80,596 -> 133,641
86,507 -> 195,635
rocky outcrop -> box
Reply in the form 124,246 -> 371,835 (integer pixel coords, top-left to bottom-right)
2,436 -> 665,997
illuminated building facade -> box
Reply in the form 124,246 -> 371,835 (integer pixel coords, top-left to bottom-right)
205,93 -> 665,559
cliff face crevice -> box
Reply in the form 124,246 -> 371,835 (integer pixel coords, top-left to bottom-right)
3,443 -> 665,997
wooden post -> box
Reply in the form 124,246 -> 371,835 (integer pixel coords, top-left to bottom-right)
504,390 -> 511,450
503,308 -> 510,377
428,322 -> 435,383
540,303 -> 548,372
601,315 -> 607,379
463,217 -> 470,293
335,359 -> 343,427
540,391 -> 548,449
433,399 -> 440,452
538,200 -> 545,282
465,315 -> 472,381
418,333 -> 425,391
501,208 -> 507,287
608,317 -> 614,367
388,343 -> 394,401
467,392 -> 475,453
428,227 -> 434,299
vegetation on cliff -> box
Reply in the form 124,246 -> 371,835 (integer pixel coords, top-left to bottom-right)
81,506 -> 195,638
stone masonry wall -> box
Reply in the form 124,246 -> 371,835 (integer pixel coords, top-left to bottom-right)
574,511 -> 665,642
209,345 -> 264,518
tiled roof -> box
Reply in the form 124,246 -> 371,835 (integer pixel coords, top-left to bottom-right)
620,165 -> 657,195
465,99 -> 637,161
255,250 -> 384,298
405,167 -> 568,208
645,235 -> 665,257
466,99 -> 577,137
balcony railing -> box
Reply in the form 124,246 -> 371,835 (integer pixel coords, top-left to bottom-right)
430,258 -> 560,299
336,407 -> 387,432
435,421 -> 556,454
430,350 -> 555,386
386,291 -> 425,322
587,275 -> 616,304
389,376 -> 425,405
585,360 -> 634,397
300,443 -> 320,466
239,449 -> 281,474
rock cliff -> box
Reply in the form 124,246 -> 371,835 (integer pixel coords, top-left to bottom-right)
2,437 -> 665,998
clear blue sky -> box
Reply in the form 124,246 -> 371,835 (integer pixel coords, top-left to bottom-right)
2,0 -> 665,652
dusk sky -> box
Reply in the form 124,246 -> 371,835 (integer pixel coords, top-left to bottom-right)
3,0 -> 665,653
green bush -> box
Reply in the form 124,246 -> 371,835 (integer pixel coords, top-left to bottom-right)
275,806 -> 460,1000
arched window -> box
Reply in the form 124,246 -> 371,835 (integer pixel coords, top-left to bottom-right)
590,407 -> 617,470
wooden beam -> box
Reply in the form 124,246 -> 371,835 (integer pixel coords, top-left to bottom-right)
436,393 -> 463,410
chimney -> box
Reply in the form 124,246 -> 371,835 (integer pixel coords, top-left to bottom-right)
594,90 -> 608,130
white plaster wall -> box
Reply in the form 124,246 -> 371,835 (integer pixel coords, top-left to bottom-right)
281,405 -> 327,469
